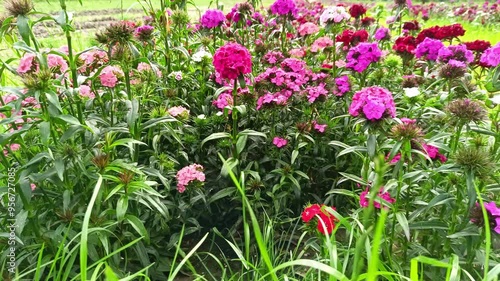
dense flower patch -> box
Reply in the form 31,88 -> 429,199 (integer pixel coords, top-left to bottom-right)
0,0 -> 499,280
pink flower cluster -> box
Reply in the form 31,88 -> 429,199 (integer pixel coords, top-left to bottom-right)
99,65 -> 124,88
302,204 -> 337,234
200,9 -> 226,29
213,43 -> 252,80
360,187 -> 396,209
212,92 -> 234,111
310,37 -> 334,53
333,75 -> 350,96
17,53 -> 37,74
168,106 -> 189,119
263,51 -> 285,65
47,54 -> 68,73
349,86 -> 396,121
176,164 -> 205,193
79,50 -> 108,74
298,22 -> 319,36
273,137 -> 288,148
346,42 -> 382,73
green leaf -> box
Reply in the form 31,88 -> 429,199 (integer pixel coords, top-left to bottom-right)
208,188 -> 235,204
125,215 -> 149,243
238,129 -> 267,138
54,158 -> 64,181
56,115 -> 80,126
291,150 -> 299,165
38,121 -> 50,145
238,75 -> 246,88
117,196 -> 128,222
338,172 -> 368,186
201,132 -> 231,147
396,212 -> 410,241
409,220 -> 448,230
236,134 -> 248,155
46,92 -> 63,113
367,134 -> 377,158
16,15 -> 31,46
104,264 -> 120,281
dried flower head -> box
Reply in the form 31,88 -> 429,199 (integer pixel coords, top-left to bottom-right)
92,153 -> 110,170
4,0 -> 33,17
119,170 -> 135,185
446,99 -> 487,124
238,2 -> 254,14
438,61 -> 467,79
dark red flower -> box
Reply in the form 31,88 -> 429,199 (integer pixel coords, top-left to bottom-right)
403,20 -> 420,31
464,40 -> 491,52
336,29 -> 368,47
361,16 -> 375,27
349,4 -> 366,19
393,35 -> 417,56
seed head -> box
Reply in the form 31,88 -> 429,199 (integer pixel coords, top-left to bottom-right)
4,0 -> 33,17
446,99 -> 487,124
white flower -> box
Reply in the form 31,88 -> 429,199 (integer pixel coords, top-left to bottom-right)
319,6 -> 350,26
197,114 -> 206,119
192,49 -> 212,62
491,94 -> 500,105
403,87 -> 421,98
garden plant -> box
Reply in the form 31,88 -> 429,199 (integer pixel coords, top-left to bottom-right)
0,0 -> 500,280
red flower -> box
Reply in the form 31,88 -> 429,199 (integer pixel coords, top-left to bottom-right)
393,35 -> 417,56
302,204 -> 337,235
301,204 -> 321,222
336,29 -> 368,47
349,4 -> 367,18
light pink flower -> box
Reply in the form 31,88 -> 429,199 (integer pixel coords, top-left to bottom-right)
298,22 -> 320,36
99,65 -> 123,88
79,85 -> 95,99
311,37 -> 334,53
312,121 -> 327,133
47,54 -> 68,73
176,164 -> 205,193
17,53 -> 37,74
168,106 -> 189,118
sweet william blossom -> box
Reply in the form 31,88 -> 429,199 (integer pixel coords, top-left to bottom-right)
176,164 -> 205,193
273,137 -> 288,148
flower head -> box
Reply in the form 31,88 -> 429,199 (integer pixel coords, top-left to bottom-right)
270,0 -> 297,17
301,204 -> 337,234
480,42 -> 500,67
360,187 -> 395,209
319,6 -> 350,25
213,43 -> 252,80
200,9 -> 225,29
176,164 -> 205,193
374,27 -> 390,41
349,86 -> 396,121
349,4 -> 366,18
415,38 -> 444,61
273,137 -> 288,148
135,25 -> 154,41
346,42 -> 382,73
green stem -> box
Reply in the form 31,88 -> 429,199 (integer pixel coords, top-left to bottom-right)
469,171 -> 490,279
231,79 -> 239,160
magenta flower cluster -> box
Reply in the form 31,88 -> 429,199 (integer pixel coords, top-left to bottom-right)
333,75 -> 350,97
200,9 -> 225,29
480,42 -> 500,67
213,43 -> 252,80
374,27 -> 390,41
176,164 -> 205,193
346,42 -> 382,73
270,0 -> 298,17
437,44 -> 474,64
415,38 -> 444,61
349,86 -> 396,121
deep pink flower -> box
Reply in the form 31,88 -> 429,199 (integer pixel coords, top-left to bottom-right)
346,42 -> 382,73
312,121 -> 327,133
360,188 -> 395,209
480,42 -> 500,67
213,43 -> 252,80
374,27 -> 390,41
200,9 -> 225,29
415,38 -> 444,61
270,0 -> 297,17
301,204 -> 337,234
273,137 -> 288,148
349,86 -> 396,121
